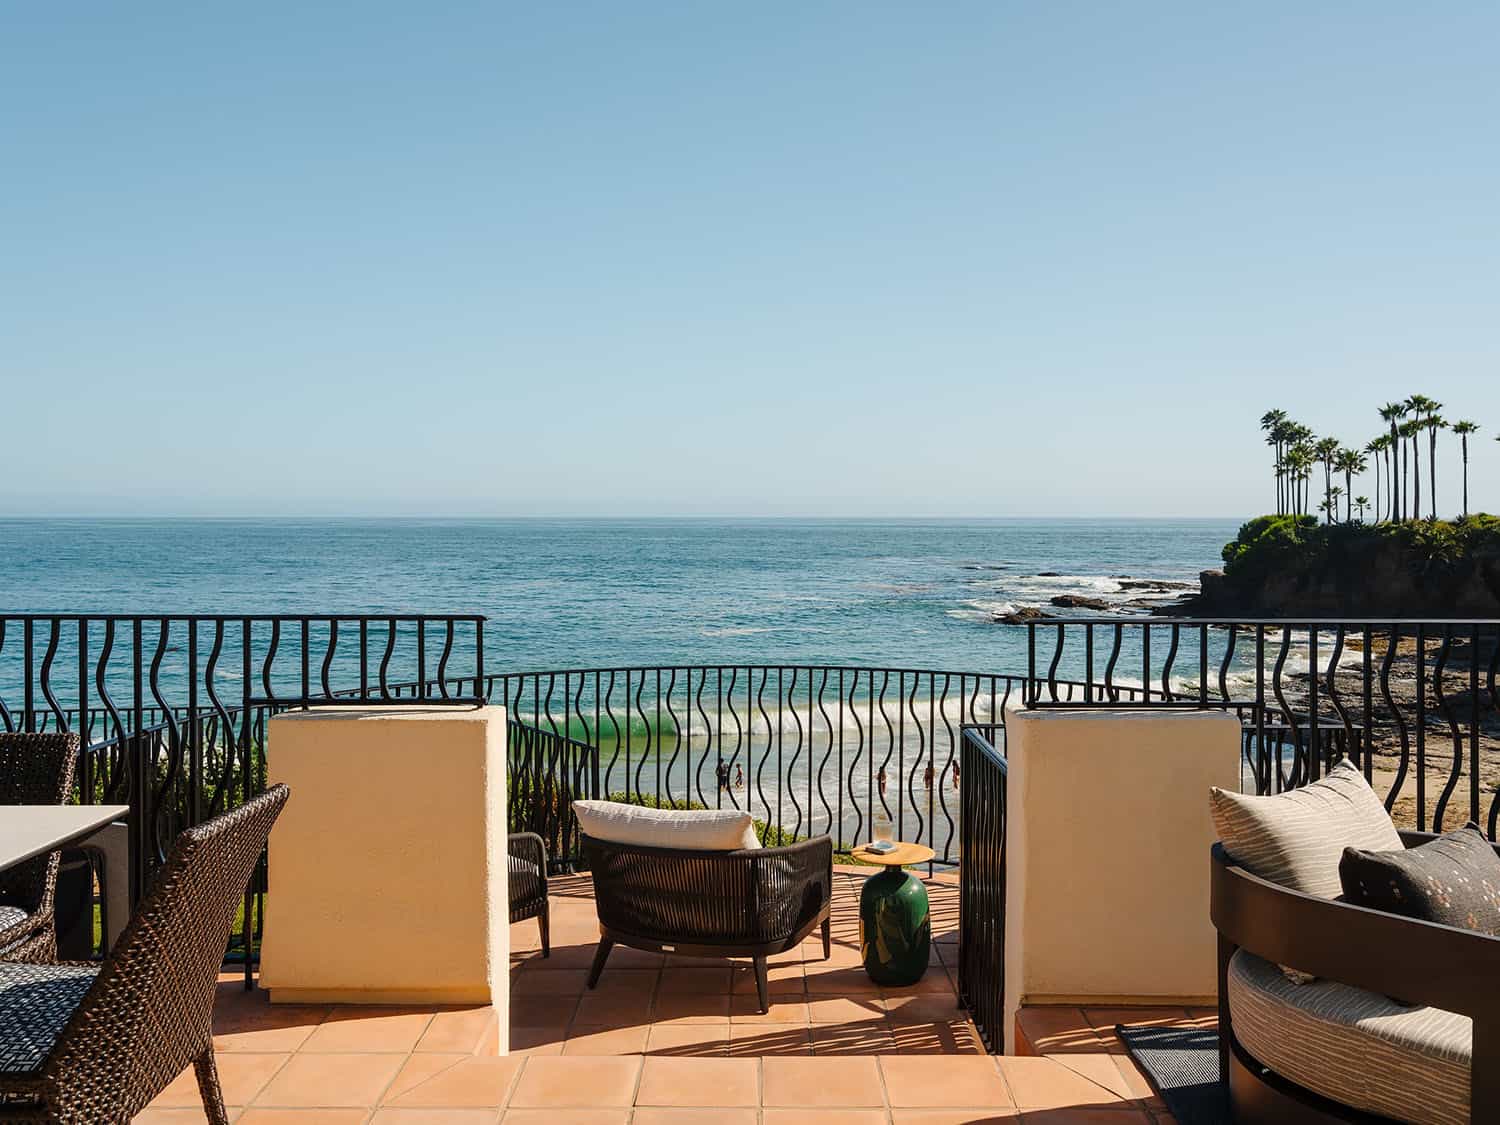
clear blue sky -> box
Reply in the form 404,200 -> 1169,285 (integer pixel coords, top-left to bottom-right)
2,3 -> 1496,517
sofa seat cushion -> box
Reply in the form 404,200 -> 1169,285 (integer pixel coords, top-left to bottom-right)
1228,949 -> 1470,1125
1211,759 -> 1403,898
573,800 -> 759,851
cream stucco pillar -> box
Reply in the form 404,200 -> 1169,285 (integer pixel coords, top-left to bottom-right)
260,706 -> 509,1038
1002,705 -> 1240,1052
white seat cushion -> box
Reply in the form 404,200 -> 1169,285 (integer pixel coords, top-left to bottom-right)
573,800 -> 759,851
1210,759 -> 1403,898
1228,949 -> 1470,1125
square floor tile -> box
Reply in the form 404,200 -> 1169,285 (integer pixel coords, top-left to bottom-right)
995,1056 -> 1126,1110
508,1056 -> 642,1108
301,1009 -> 434,1053
646,1024 -> 731,1056
880,1056 -> 1010,1107
253,1053 -> 407,1108
761,1056 -> 884,1107
383,1055 -> 526,1108
635,1056 -> 759,1106
151,1054 -> 288,1108
563,1024 -> 651,1055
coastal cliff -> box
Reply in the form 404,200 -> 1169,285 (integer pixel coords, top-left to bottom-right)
1178,514 -> 1500,617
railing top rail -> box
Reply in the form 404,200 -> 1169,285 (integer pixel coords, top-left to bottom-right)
960,723 -> 1007,771
494,663 -> 1021,678
1030,616 -> 1500,626
0,612 -> 487,622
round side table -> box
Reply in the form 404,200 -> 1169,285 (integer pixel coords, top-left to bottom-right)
850,842 -> 935,985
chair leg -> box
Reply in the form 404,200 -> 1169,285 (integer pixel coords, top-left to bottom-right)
753,955 -> 770,1014
539,902 -> 551,959
821,917 -> 832,960
194,1047 -> 232,1125
587,936 -> 614,988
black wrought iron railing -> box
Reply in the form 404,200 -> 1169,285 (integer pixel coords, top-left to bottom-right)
507,718 -> 599,872
1025,618 -> 1500,836
957,723 -> 1006,1054
0,612 -> 486,979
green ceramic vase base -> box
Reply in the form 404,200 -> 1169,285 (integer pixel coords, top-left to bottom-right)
858,866 -> 931,985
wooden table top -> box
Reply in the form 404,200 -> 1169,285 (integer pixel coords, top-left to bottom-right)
849,841 -> 936,867
0,805 -> 128,872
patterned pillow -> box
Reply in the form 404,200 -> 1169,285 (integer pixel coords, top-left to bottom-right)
1210,759 -> 1403,898
1340,824 -> 1500,936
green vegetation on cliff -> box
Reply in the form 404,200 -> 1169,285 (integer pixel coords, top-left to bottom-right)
1223,514 -> 1500,578
1203,514 -> 1500,616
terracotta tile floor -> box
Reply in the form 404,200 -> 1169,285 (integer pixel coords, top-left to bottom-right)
135,867 -> 1201,1123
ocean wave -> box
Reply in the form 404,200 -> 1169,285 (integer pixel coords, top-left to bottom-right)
699,625 -> 781,638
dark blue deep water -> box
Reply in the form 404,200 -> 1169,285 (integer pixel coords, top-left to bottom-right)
0,518 -> 1234,675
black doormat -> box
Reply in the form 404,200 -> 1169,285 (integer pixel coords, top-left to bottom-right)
1116,1023 -> 1231,1125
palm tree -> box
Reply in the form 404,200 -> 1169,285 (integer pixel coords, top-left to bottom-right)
1364,436 -> 1387,523
1284,443 -> 1314,516
1379,403 -> 1405,519
1335,448 -> 1366,522
1319,487 -> 1343,523
1355,495 -> 1370,522
1399,418 -> 1422,521
1260,410 -> 1289,514
1425,414 -> 1447,519
1405,395 -> 1440,518
1452,420 -> 1479,518
1314,436 -> 1340,524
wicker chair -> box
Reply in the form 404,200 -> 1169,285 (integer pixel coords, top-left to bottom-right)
582,833 -> 832,1012
0,784 -> 289,1125
509,831 -> 550,958
0,733 -> 80,964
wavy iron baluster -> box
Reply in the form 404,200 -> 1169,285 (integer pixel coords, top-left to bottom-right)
262,619 -> 280,703
204,621 -> 237,816
1218,625 -> 1238,703
755,668 -> 773,843
95,621 -> 127,803
785,668 -> 803,840
845,670 -> 865,846
816,668 -> 834,839
320,620 -> 338,699
1432,626 -> 1462,832
937,672 -> 956,862
905,673 -> 925,850
1270,628 -> 1298,790
664,668 -> 682,810
694,669 -> 712,809
39,619 -> 67,731
1380,626 -> 1409,814
149,621 -> 183,861
436,621 -> 454,700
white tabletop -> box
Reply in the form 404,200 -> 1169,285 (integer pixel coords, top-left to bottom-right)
0,805 -> 129,871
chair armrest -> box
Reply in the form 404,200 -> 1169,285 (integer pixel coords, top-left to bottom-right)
748,836 -> 833,944
509,832 -> 549,871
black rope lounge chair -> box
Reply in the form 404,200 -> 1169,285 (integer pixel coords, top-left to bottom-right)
582,833 -> 832,1013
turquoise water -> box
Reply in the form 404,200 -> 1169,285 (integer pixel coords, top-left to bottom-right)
1,517 -> 1235,675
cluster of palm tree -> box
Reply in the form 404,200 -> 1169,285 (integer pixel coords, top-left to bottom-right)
1260,398 -> 1487,525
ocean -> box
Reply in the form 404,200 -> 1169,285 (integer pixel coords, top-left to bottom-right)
1,517 -> 1237,676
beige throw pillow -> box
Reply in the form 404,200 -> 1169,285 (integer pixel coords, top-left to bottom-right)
1210,759 -> 1402,899
573,800 -> 760,851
